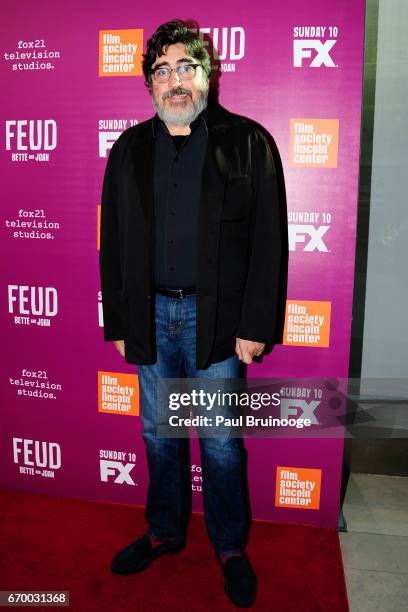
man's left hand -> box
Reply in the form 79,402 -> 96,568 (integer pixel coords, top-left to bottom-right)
235,338 -> 265,364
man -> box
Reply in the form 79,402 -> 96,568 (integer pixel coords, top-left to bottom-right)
100,19 -> 285,608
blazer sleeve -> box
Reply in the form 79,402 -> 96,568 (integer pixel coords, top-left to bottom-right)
99,143 -> 126,341
235,127 -> 284,347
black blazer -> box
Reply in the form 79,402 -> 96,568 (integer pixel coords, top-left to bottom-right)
99,105 -> 286,369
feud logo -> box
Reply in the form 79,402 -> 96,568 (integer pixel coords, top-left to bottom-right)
5,120 -> 57,151
193,27 -> 245,60
8,285 -> 58,317
13,438 -> 62,469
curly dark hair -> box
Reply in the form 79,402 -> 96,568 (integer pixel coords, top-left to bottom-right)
142,19 -> 211,87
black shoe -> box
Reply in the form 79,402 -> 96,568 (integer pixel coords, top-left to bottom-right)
219,553 -> 257,607
111,534 -> 185,575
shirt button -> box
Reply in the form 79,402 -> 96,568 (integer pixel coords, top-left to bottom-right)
173,183 -> 177,188
170,266 -> 174,271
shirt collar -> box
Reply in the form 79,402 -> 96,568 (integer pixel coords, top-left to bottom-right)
152,107 -> 208,138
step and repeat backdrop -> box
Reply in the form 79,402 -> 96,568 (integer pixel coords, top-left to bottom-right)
1,0 -> 365,528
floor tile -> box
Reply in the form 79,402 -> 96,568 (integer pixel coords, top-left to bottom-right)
343,474 -> 408,535
344,567 -> 408,612
340,531 -> 408,573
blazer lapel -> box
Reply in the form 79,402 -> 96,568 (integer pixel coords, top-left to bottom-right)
196,111 -> 233,365
197,111 -> 233,290
201,106 -> 233,220
130,120 -> 155,229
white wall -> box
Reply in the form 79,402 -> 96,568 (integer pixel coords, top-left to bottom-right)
361,0 -> 408,377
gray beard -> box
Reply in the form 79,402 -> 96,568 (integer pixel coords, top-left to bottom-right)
152,89 -> 208,126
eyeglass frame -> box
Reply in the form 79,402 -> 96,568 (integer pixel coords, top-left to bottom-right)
150,62 -> 202,83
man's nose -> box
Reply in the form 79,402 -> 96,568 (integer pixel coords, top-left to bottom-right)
168,68 -> 182,87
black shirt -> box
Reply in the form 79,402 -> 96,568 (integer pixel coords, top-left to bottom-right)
153,111 -> 208,289
171,135 -> 188,151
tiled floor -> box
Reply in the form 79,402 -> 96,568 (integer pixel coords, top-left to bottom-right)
340,473 -> 408,611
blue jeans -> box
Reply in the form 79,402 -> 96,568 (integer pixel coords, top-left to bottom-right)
137,293 -> 249,556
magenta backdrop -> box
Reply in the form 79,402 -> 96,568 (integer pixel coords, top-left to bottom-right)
1,0 -> 365,528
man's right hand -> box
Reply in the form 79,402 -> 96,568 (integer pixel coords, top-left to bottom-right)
113,340 -> 125,357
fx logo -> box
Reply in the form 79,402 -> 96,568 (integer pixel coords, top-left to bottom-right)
293,40 -> 337,68
288,224 -> 329,252
100,460 -> 135,485
99,132 -> 121,157
280,399 -> 320,424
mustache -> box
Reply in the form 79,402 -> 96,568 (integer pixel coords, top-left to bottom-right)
162,87 -> 192,100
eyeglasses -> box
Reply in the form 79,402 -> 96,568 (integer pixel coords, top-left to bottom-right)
151,63 -> 201,83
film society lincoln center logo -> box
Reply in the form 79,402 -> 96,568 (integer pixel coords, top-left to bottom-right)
289,118 -> 339,168
99,29 -> 143,76
283,300 -> 331,348
275,466 -> 322,510
98,371 -> 139,416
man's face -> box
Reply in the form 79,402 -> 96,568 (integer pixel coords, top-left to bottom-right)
150,42 -> 209,126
